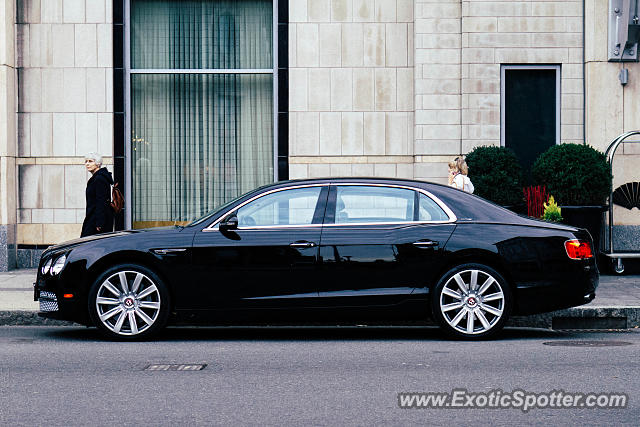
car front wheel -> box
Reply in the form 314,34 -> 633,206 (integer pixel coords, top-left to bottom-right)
432,264 -> 512,339
88,264 -> 170,340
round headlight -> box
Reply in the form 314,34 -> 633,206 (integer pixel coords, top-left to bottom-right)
41,258 -> 53,275
51,254 -> 67,275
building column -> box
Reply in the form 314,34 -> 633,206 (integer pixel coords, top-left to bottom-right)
0,0 -> 16,271
413,0 -> 462,184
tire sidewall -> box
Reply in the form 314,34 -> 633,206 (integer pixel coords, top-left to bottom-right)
431,263 -> 512,340
88,263 -> 170,340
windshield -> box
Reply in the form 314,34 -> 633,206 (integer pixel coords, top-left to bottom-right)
186,196 -> 244,227
187,186 -> 270,227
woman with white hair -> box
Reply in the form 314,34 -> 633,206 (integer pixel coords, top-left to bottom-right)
81,152 -> 114,237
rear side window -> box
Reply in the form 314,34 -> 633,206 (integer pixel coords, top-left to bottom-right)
334,186 -> 415,224
418,193 -> 449,221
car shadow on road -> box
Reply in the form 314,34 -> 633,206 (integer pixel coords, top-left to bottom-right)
42,325 -> 582,342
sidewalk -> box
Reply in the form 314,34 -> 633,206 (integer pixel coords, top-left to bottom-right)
1,269 -> 639,329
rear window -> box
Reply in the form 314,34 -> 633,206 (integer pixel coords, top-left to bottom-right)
418,193 -> 449,221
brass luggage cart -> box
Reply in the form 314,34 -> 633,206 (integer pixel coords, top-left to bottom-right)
603,131 -> 640,273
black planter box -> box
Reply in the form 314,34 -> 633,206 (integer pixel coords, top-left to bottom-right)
559,205 -> 608,253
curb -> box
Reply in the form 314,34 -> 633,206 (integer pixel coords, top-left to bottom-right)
0,311 -> 74,326
509,306 -> 640,329
2,306 -> 640,329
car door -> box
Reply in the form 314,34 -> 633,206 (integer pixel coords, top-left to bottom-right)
317,184 -> 456,306
190,185 -> 329,309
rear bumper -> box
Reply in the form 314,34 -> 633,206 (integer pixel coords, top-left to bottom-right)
513,266 -> 599,315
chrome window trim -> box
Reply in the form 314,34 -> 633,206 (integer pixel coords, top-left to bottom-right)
202,182 -> 457,232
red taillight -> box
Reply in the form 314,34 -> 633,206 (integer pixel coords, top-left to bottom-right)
63,293 -> 74,299
564,240 -> 593,259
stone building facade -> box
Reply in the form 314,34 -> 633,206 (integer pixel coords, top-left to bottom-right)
0,0 -> 639,270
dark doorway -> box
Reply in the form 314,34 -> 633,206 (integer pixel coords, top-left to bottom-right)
503,67 -> 558,183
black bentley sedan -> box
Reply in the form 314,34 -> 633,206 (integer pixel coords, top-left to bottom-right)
34,178 -> 598,340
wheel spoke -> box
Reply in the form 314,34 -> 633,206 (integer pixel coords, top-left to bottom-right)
99,306 -> 123,322
483,292 -> 504,302
113,311 -> 127,333
470,270 -> 478,291
96,297 -> 119,306
128,312 -> 138,334
477,277 -> 494,295
118,272 -> 129,293
480,303 -> 502,317
442,288 -> 462,300
135,308 -> 155,326
476,309 -> 491,330
466,310 -> 475,333
453,273 -> 468,293
103,281 -> 121,297
131,273 -> 144,294
139,301 -> 160,310
136,285 -> 157,300
441,302 -> 463,312
450,308 -> 467,327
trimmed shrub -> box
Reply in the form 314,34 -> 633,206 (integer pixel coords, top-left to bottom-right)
465,146 -> 523,206
531,143 -> 612,206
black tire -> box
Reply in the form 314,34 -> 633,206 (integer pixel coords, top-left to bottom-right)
431,263 -> 512,340
88,263 -> 170,340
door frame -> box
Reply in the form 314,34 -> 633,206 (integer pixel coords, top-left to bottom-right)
500,64 -> 561,148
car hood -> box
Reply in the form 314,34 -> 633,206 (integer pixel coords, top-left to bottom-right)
43,227 -> 181,255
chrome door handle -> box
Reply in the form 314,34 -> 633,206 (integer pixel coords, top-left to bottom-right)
413,240 -> 439,248
290,241 -> 317,248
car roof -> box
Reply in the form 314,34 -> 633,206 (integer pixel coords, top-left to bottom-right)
270,177 -> 434,189
268,177 -> 530,224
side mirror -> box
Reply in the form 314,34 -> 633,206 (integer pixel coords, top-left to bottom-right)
219,215 -> 238,231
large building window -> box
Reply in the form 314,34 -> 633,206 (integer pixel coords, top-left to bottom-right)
127,0 -> 275,228
501,65 -> 560,182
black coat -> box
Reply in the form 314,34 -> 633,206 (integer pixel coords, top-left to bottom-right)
81,167 -> 114,237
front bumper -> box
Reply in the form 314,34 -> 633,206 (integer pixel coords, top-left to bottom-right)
34,285 -> 60,312
34,274 -> 90,324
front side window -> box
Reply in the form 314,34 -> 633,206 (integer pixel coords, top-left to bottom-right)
236,187 -> 323,227
334,186 -> 415,224
129,0 -> 274,229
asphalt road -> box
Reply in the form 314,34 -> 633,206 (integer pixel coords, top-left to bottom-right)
1,326 -> 639,426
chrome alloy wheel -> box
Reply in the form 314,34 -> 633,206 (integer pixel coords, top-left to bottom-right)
438,269 -> 505,335
95,271 -> 161,336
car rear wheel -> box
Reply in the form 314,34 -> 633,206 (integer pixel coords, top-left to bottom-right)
88,264 -> 170,340
432,264 -> 512,339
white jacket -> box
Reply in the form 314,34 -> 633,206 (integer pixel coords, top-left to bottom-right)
452,174 -> 474,194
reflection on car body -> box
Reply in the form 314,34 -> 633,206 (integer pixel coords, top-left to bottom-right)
35,178 -> 598,340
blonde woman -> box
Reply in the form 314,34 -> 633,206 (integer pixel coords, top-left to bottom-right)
448,156 -> 475,193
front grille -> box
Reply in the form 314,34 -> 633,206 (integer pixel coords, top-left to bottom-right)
39,291 -> 59,312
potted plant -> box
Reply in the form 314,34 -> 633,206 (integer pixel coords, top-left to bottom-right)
465,146 -> 524,211
531,143 -> 612,252
542,195 -> 563,222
